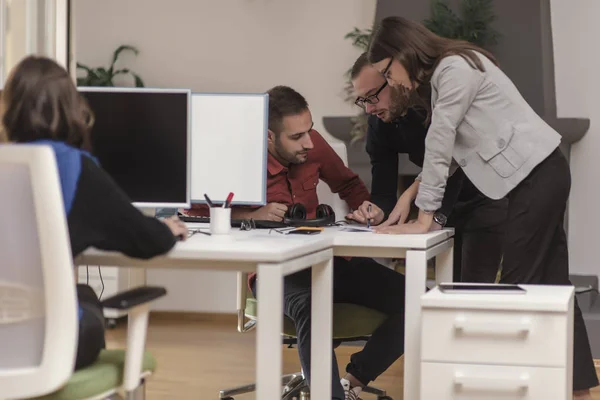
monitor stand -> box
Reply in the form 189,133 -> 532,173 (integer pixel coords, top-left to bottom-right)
140,207 -> 157,217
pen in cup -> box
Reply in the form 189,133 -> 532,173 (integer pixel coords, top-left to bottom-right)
204,193 -> 214,207
224,192 -> 234,208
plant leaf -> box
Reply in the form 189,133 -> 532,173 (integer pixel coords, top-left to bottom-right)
424,0 -> 461,39
113,68 -> 131,75
132,74 -> 145,87
76,62 -> 93,73
460,0 -> 500,47
77,77 -> 89,86
344,27 -> 372,50
110,45 -> 139,70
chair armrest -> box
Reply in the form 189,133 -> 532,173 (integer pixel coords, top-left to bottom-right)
101,286 -> 167,310
107,286 -> 167,394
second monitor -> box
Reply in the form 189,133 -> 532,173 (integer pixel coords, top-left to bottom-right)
190,92 -> 268,206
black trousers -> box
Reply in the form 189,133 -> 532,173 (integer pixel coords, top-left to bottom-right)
449,195 -> 507,283
500,148 -> 598,391
75,284 -> 106,370
252,257 -> 405,400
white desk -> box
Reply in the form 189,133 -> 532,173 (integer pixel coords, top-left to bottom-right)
79,226 -> 454,400
323,227 -> 454,400
78,229 -> 335,400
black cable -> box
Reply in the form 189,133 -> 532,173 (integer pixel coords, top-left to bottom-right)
86,265 -> 89,285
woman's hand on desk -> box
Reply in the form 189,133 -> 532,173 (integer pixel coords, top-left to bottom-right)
379,180 -> 419,227
374,222 -> 428,234
406,219 -> 443,231
163,216 -> 188,241
374,209 -> 434,234
379,195 -> 412,227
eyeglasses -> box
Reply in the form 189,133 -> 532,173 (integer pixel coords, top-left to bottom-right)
354,80 -> 388,110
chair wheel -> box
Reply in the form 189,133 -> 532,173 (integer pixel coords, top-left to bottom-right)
105,319 -> 117,329
377,396 -> 393,400
220,397 -> 234,400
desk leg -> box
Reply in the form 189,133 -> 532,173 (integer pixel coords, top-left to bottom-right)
128,267 -> 146,288
310,257 -> 333,400
256,264 -> 284,399
404,250 -> 427,400
435,238 -> 454,284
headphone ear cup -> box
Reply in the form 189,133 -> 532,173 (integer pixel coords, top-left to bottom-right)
316,204 -> 329,219
287,203 -> 306,220
316,204 -> 335,225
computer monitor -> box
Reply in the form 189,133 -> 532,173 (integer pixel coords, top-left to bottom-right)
190,92 -> 268,206
79,87 -> 191,208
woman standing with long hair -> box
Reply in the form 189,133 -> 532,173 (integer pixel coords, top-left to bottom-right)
367,16 -> 597,398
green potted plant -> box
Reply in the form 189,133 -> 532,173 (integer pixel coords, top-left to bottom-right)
76,45 -> 145,87
423,0 -> 499,48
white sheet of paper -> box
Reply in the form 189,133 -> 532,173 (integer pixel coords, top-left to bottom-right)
340,226 -> 374,233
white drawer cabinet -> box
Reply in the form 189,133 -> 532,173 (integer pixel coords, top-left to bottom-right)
421,308 -> 568,367
420,284 -> 574,400
421,362 -> 566,400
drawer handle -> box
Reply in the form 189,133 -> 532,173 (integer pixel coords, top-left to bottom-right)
454,315 -> 531,336
454,371 -> 530,392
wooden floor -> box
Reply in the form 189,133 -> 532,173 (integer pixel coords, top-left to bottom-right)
106,313 -> 600,399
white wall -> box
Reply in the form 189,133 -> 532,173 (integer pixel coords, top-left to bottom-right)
74,0 -> 376,140
551,0 -> 599,276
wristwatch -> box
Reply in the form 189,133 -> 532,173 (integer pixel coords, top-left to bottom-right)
433,212 -> 448,227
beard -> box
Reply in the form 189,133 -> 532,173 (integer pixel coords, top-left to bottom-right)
274,139 -> 308,165
388,84 -> 429,121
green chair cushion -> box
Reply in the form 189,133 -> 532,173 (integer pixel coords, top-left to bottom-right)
28,349 -> 157,400
245,296 -> 388,339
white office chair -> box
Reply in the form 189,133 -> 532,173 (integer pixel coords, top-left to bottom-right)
0,144 -> 79,399
0,144 -> 165,400
316,140 -> 350,220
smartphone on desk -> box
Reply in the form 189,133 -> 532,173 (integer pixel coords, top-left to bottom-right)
288,227 -> 323,235
439,283 -> 526,294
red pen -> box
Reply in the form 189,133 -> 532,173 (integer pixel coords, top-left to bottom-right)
224,192 -> 234,208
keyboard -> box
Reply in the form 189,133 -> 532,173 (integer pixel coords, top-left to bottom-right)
179,215 -> 287,229
179,216 -> 210,224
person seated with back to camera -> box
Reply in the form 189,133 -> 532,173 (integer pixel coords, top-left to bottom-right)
186,85 -> 406,400
0,55 -> 188,371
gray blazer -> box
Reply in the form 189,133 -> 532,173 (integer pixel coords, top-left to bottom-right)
415,52 -> 561,212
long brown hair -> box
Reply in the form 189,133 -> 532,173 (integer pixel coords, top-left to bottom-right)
1,55 -> 94,149
367,16 -> 498,121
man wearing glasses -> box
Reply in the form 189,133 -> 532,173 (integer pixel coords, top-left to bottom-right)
350,52 -> 508,284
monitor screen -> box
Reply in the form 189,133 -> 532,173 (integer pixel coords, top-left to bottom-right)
79,87 -> 190,208
190,92 -> 267,206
